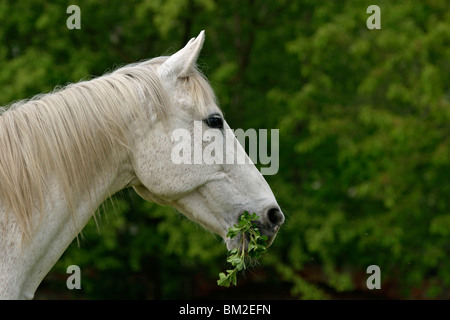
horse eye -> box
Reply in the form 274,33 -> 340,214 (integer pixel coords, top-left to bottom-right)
205,114 -> 223,129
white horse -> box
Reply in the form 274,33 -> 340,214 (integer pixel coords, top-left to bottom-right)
0,31 -> 284,299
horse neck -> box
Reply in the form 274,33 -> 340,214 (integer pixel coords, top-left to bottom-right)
0,143 -> 135,299
0,100 -> 138,299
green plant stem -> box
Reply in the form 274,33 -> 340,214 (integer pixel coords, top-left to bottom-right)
217,212 -> 268,287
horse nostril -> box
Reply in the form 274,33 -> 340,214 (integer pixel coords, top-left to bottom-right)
267,207 -> 284,226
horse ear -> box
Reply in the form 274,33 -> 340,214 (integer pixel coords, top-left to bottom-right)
159,30 -> 205,80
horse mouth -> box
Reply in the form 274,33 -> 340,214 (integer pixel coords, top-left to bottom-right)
225,220 -> 280,251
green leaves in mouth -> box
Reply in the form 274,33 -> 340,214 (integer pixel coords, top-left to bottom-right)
217,212 -> 268,287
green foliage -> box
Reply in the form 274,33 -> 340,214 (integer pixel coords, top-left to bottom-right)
217,212 -> 268,287
2,0 -> 449,299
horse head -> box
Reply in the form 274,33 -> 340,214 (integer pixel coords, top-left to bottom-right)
131,31 -> 285,250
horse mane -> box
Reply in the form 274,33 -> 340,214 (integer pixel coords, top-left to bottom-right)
0,56 -> 216,241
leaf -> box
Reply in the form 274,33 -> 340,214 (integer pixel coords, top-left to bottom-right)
217,212 -> 269,287
217,272 -> 231,287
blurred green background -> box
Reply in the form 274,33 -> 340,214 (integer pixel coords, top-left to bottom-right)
1,0 -> 449,299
